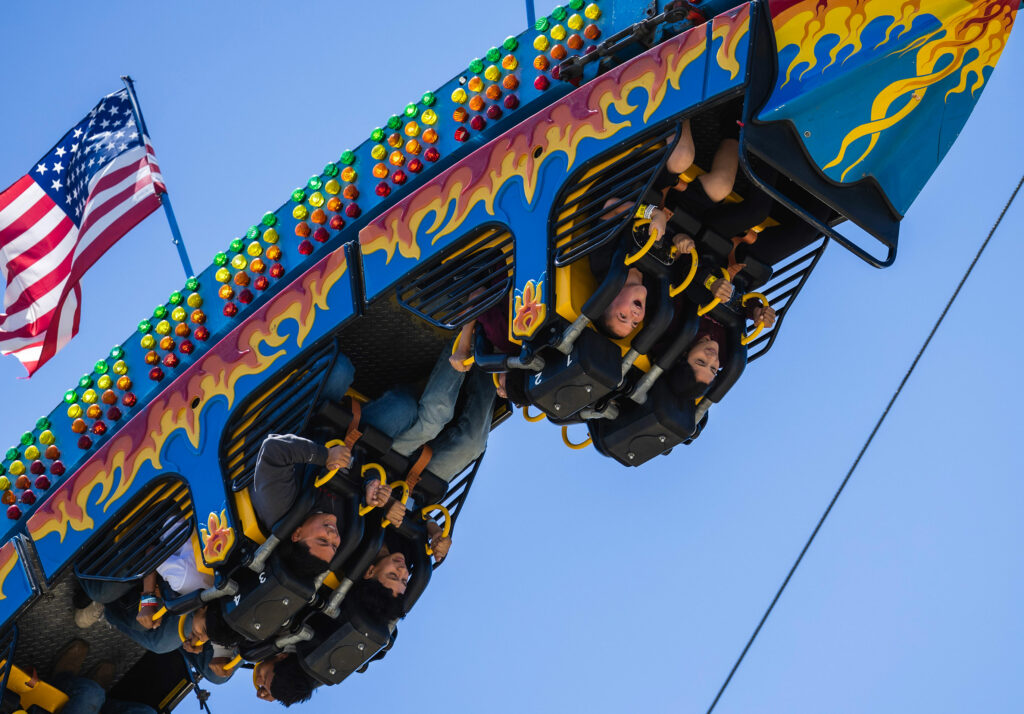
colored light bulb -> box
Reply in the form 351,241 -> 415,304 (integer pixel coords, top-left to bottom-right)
568,13 -> 584,29
486,105 -> 503,120
343,185 -> 359,200
503,75 -> 520,91
292,205 -> 308,221
78,375 -> 92,389
39,430 -> 55,446
341,167 -> 356,182
329,215 -> 345,230
425,147 -> 440,161
112,360 -> 127,375
404,121 -> 420,137
373,163 -> 389,179
386,133 -> 401,148
219,284 -> 235,300
503,35 -> 519,50
502,55 -> 519,71
245,241 -> 262,257
233,271 -> 251,287
313,227 -> 329,242
584,24 -> 600,39
261,212 -> 277,227
484,65 -> 501,82
389,151 -> 405,166
327,196 -> 343,212
324,162 -> 339,177
569,0 -> 584,8
387,115 -> 402,129
24,446 -> 39,460
153,305 -> 166,319
93,359 -> 107,375
408,158 -> 423,173
191,310 -> 206,325
250,257 -> 267,273
392,170 -> 407,185
81,389 -> 97,404
340,149 -> 356,165
291,188 -> 306,203
584,3 -> 600,19
307,176 -> 323,191
97,375 -> 112,390
452,88 -> 468,104
551,44 -> 567,60
325,179 -> 340,195
405,139 -> 422,154
469,95 -> 485,112
468,76 -> 484,93
309,191 -> 325,208
310,209 -> 326,225
267,245 -> 282,261
345,203 -> 361,218
297,239 -> 314,255
376,182 -> 391,196
470,115 -> 487,130
231,254 -> 248,270
468,58 -> 484,73
371,144 -> 386,160
237,289 -> 253,304
223,302 -> 238,317
454,107 -> 469,122
269,263 -> 285,278
214,252 -> 228,266
215,267 -> 231,283
551,24 -> 567,40
486,47 -> 501,63
534,55 -> 550,70
63,390 -> 77,404
568,33 -> 583,50
534,35 -> 550,51
486,85 -> 502,100
535,17 -> 550,31
140,334 -> 155,349
230,238 -> 244,252
423,128 -> 438,144
68,404 -> 82,418
421,91 -> 436,106
155,320 -> 170,335
168,291 -> 183,306
176,323 -> 191,337
171,307 -> 186,322
404,103 -> 418,118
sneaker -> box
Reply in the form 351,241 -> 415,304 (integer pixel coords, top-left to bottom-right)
88,661 -> 116,690
74,600 -> 104,629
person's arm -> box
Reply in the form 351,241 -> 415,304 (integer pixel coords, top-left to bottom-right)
425,519 -> 451,564
251,434 -> 342,528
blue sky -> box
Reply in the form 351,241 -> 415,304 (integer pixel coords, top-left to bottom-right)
2,2 -> 1022,713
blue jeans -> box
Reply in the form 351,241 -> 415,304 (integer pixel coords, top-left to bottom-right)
50,674 -> 156,714
363,349 -> 466,457
320,353 -> 356,404
363,349 -> 494,482
77,577 -> 136,605
78,574 -> 189,654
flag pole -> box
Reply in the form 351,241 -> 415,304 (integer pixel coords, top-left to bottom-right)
120,75 -> 194,280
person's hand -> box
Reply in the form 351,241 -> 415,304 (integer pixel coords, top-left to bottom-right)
429,533 -> 452,563
136,610 -> 160,630
672,233 -> 695,257
364,480 -> 390,508
650,207 -> 672,242
384,500 -> 406,528
496,372 -> 507,399
182,639 -> 203,654
712,277 -> 734,302
208,657 -> 235,679
749,304 -> 776,329
326,443 -> 351,471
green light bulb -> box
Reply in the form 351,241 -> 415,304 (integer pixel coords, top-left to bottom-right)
93,360 -> 108,375
138,320 -> 152,334
340,150 -> 356,165
153,305 -> 167,319
421,91 -> 436,106
35,417 -> 51,431
307,176 -> 323,190
169,291 -> 183,305
110,346 -> 124,359
230,238 -> 244,253
214,252 -> 228,266
535,17 -> 550,31
20,433 -> 33,446
64,390 -> 77,404
404,103 -> 418,117
387,115 -> 402,130
5,448 -> 17,461
486,47 -> 501,62
78,375 -> 92,389
468,58 -> 484,73
552,5 -> 567,20
291,188 -> 306,203
503,36 -> 519,51
370,128 -> 384,142
324,162 -> 339,177
246,226 -> 260,240
185,277 -> 199,291
261,212 -> 277,227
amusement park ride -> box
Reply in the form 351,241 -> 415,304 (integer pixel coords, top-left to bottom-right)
0,0 -> 1018,710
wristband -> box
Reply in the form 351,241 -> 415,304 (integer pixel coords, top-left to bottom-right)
139,594 -> 161,611
633,203 -> 656,220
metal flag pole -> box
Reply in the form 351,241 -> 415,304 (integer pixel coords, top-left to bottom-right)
120,75 -> 194,279
525,0 -> 536,28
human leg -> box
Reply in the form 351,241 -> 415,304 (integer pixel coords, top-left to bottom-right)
423,369 -> 496,481
52,675 -> 107,714
319,352 -> 356,404
666,118 -> 695,174
101,603 -> 186,654
698,138 -> 739,203
77,577 -> 137,605
362,388 -> 419,439
388,348 -> 467,457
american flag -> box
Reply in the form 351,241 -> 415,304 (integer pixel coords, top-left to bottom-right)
0,88 -> 165,375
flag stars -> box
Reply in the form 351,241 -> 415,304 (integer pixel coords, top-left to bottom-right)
36,163 -> 48,175
73,128 -> 83,139
52,161 -> 64,173
99,118 -> 110,129
70,143 -> 79,153
50,178 -> 62,191
55,146 -> 67,158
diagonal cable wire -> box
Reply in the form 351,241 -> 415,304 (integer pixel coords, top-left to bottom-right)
705,173 -> 1024,714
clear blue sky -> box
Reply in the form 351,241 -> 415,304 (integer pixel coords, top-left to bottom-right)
2,3 -> 1022,713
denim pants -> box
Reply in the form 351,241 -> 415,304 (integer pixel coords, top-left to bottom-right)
320,353 -> 356,405
50,674 -> 156,714
77,576 -> 190,654
362,349 -> 493,481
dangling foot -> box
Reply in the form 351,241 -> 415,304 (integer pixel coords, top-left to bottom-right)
74,600 -> 105,629
52,638 -> 89,677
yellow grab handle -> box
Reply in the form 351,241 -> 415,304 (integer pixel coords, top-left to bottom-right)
740,292 -> 770,346
381,480 -> 411,529
151,606 -> 167,622
451,331 -> 475,367
224,654 -> 243,671
561,425 -> 592,450
492,373 -> 502,390
421,504 -> 452,556
357,463 -> 388,516
178,614 -> 188,643
522,405 -> 546,423
697,269 -> 731,316
669,248 -> 699,298
314,438 -> 348,488
625,225 -> 659,266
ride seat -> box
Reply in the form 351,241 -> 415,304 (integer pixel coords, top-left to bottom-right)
220,551 -> 317,642
297,610 -> 391,686
589,385 -> 701,467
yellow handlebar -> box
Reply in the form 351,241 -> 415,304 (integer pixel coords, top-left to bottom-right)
451,331 -> 475,367
740,292 -> 770,346
152,606 -> 167,622
224,654 -> 243,671
697,268 -> 731,316
421,504 -> 452,556
561,425 -> 592,450
625,224 -> 659,266
522,405 -> 546,422
314,438 -> 348,488
669,248 -> 699,298
381,480 -> 411,529
357,463 -> 388,516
